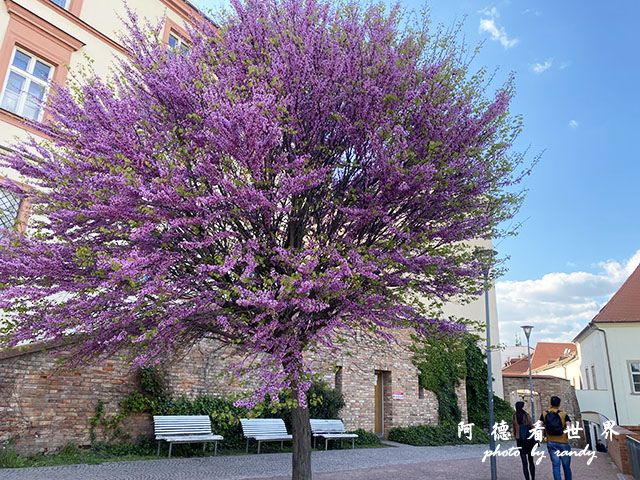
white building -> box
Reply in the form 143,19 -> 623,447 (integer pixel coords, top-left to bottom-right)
573,263 -> 640,447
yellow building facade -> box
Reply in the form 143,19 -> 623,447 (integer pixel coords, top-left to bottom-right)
0,0 -> 199,230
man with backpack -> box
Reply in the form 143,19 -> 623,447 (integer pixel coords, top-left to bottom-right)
540,396 -> 573,480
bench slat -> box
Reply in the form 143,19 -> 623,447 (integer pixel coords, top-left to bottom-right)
310,419 -> 358,451
310,419 -> 349,434
153,415 -> 223,458
156,435 -> 223,441
240,419 -> 290,436
240,419 -> 293,453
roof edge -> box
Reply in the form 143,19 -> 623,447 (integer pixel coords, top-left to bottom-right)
572,322 -> 595,343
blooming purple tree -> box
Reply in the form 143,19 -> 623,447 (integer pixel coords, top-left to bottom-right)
0,0 -> 525,477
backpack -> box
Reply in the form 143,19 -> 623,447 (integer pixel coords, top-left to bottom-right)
544,410 -> 565,436
519,424 -> 532,442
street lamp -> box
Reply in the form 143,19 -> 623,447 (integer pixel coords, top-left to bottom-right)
481,251 -> 497,480
521,325 -> 535,419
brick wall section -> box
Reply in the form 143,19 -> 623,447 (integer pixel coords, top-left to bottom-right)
160,327 -> 453,436
1,329 -> 472,454
0,341 -> 257,455
306,329 -> 467,435
623,425 -> 640,436
0,347 -> 140,455
308,329 -> 436,435
503,374 -> 585,447
161,341 -> 256,399
608,426 -> 640,474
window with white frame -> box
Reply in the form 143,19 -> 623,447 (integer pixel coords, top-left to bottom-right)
0,186 -> 21,233
50,0 -> 69,9
1,48 -> 53,121
630,362 -> 640,393
167,33 -> 189,55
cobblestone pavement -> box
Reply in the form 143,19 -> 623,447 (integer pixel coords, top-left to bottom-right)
262,446 -> 628,480
0,443 -> 628,480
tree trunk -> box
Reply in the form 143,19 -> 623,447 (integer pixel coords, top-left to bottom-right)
291,404 -> 312,480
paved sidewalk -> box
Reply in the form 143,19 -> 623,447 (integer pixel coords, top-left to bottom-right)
261,448 -> 629,480
0,443 -> 628,480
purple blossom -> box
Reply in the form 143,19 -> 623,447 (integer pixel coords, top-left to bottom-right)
0,0 -> 524,410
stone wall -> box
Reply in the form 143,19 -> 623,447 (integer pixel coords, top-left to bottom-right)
1,329 -> 470,455
503,374 -> 585,446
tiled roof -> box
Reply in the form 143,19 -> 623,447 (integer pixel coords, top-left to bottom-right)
593,263 -> 640,323
502,373 -> 564,380
501,342 -> 577,375
530,342 -> 576,370
502,356 -> 530,374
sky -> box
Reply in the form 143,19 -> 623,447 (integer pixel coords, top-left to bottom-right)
192,0 -> 640,348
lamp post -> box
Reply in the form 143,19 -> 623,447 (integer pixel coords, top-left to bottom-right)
521,325 -> 535,419
482,255 -> 497,480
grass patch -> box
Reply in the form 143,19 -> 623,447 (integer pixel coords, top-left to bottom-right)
0,433 -> 384,469
0,440 -> 165,469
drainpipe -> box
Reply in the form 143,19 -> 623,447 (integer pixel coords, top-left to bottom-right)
593,324 -> 620,425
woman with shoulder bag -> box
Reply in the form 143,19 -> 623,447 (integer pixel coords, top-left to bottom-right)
513,401 -> 536,480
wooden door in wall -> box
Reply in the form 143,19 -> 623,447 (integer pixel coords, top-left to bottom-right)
374,371 -> 383,434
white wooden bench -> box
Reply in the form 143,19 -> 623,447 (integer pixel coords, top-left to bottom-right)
153,415 -> 223,458
240,418 -> 293,454
310,419 -> 358,450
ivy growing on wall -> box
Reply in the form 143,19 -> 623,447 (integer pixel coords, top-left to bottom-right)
411,326 -> 467,424
413,326 -> 514,428
464,337 -> 515,429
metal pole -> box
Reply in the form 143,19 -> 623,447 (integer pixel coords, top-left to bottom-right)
484,268 -> 497,480
527,336 -> 534,420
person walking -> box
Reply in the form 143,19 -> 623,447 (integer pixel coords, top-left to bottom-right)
513,401 -> 536,480
540,396 -> 572,480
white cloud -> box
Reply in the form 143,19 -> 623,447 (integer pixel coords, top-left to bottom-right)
478,7 -> 518,49
531,59 -> 553,74
479,18 -> 519,49
569,119 -> 579,129
496,250 -> 640,345
559,61 -> 571,70
478,6 -> 500,18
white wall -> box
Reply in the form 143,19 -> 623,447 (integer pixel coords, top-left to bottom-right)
577,329 -> 609,391
573,329 -> 614,421
575,324 -> 640,426
536,355 -> 582,389
598,323 -> 640,426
